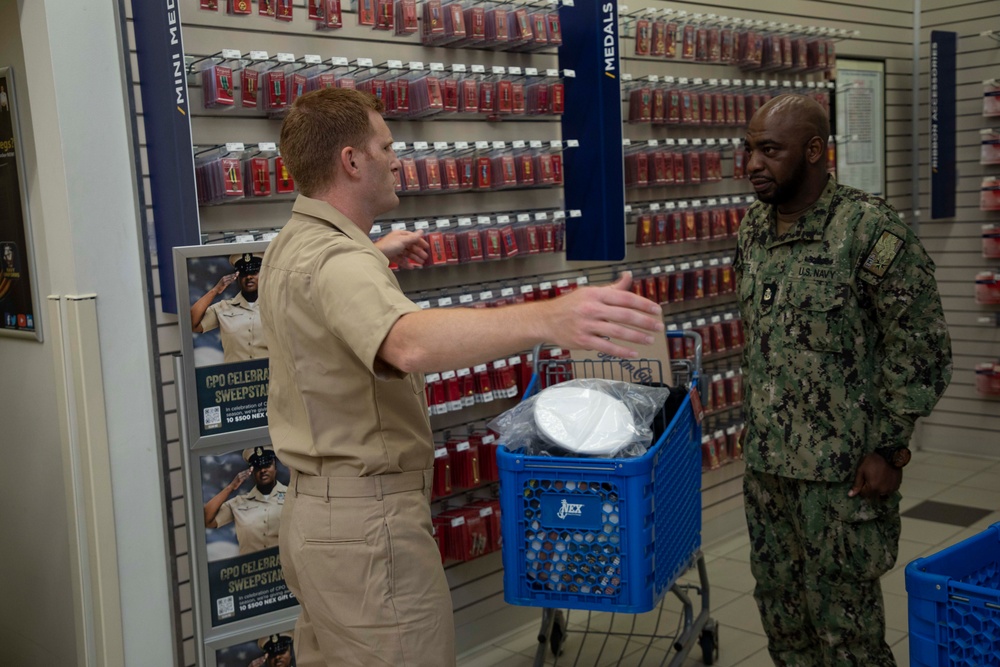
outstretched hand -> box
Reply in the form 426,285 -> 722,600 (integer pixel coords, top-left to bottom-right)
375,229 -> 430,269
546,272 -> 664,359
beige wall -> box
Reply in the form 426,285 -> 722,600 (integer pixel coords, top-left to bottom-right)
0,0 -> 176,664
0,1 -> 77,663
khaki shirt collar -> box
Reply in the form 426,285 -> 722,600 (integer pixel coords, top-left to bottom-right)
244,480 -> 287,502
291,195 -> 389,268
766,174 -> 838,249
228,291 -> 257,310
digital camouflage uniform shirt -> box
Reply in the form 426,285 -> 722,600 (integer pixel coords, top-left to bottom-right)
734,176 -> 952,482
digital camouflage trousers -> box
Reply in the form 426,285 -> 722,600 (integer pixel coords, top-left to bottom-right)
743,468 -> 901,667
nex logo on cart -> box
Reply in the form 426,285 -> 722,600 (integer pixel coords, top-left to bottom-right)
541,494 -> 601,529
557,499 -> 585,519
601,2 -> 617,77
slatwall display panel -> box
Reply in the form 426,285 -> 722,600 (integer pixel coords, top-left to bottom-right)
614,0 -> 914,532
121,1 -> 919,664
912,1 -> 1000,458
122,1 -> 592,661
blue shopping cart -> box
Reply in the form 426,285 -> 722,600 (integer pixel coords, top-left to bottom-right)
497,331 -> 719,666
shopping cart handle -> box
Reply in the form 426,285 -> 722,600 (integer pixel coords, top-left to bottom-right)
666,330 -> 704,396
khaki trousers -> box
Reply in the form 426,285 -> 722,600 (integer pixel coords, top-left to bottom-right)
280,469 -> 455,667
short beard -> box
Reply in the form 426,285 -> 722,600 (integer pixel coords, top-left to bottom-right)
757,154 -> 809,206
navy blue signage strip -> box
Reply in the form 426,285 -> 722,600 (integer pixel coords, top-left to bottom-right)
559,0 -> 626,261
930,31 -> 957,220
132,0 -> 201,313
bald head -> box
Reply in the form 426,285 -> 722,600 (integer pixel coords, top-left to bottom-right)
754,94 -> 830,153
744,94 -> 832,212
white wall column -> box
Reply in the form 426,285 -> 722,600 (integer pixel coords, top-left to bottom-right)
0,0 -> 177,664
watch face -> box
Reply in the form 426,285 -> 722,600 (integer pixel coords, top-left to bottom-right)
892,448 -> 912,468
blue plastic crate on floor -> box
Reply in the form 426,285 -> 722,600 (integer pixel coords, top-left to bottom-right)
906,522 -> 1000,666
497,392 -> 701,614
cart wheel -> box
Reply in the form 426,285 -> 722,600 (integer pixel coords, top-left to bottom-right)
699,620 -> 719,665
550,610 -> 566,657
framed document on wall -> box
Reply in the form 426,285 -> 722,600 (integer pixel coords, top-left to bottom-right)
0,67 -> 42,340
835,59 -> 887,198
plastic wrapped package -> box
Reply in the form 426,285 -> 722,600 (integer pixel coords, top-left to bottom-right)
490,379 -> 670,458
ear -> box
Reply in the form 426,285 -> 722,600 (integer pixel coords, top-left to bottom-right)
340,146 -> 359,176
805,136 -> 825,165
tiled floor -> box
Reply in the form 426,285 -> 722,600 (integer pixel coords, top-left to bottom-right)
457,450 -> 1000,666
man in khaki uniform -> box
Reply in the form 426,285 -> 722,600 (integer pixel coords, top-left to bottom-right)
259,88 -> 666,667
204,446 -> 287,555
191,252 -> 268,363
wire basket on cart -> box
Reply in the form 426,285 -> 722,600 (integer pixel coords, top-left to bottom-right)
906,521 -> 1000,666
497,331 -> 719,666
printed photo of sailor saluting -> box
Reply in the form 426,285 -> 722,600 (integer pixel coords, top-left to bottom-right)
189,252 -> 268,366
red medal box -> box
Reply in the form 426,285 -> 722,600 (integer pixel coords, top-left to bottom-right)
274,156 -> 295,193
983,225 -> 1000,258
432,447 -> 452,499
974,272 -> 1000,305
446,438 -> 481,489
975,363 -> 1000,397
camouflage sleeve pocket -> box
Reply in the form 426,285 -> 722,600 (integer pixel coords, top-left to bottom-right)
785,282 -> 850,353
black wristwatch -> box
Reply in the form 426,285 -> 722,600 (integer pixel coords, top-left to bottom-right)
875,446 -> 911,469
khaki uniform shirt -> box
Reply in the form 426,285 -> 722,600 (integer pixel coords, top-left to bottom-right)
215,481 -> 287,554
200,292 -> 268,363
258,196 -> 431,477
734,176 -> 952,482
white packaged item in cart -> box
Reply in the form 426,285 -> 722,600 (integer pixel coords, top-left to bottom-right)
533,386 -> 635,456
491,379 -> 670,458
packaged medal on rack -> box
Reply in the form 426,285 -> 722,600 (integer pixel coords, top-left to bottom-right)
309,0 -> 342,26
981,129 -> 1000,165
275,0 -> 293,21
650,20 -> 668,57
201,64 -> 235,109
681,21 -> 696,60
483,4 -> 510,46
274,154 -> 295,193
446,438 -> 480,488
985,79 -> 1000,117
984,224 -> 1000,259
415,150 -> 443,191
194,145 -> 246,205
243,144 -> 279,198
228,0 -> 252,15
357,0 -> 376,25
635,19 -> 652,56
462,6 -> 487,44
432,446 -> 452,498
982,177 -> 1000,211
394,0 -> 418,34
975,272 -> 1000,305
421,0 -> 446,40
507,6 -> 533,47
259,0 -> 275,16
695,25 -> 710,62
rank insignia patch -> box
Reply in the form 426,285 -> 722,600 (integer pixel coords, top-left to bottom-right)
761,282 -> 777,307
862,231 -> 904,279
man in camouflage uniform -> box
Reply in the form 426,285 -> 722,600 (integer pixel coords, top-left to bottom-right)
735,94 -> 952,666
